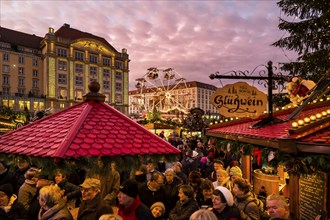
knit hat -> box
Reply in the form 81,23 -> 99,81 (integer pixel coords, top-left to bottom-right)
120,179 -> 138,198
200,157 -> 208,164
80,178 -> 100,189
0,184 -> 13,198
150,202 -> 166,215
215,186 -> 234,206
230,166 -> 242,177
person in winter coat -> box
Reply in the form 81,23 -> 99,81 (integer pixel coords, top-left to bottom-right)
38,184 -> 73,220
77,178 -> 113,220
0,184 -> 28,220
232,178 -> 260,220
18,167 -> 39,211
117,179 -> 153,220
197,179 -> 214,208
54,169 -> 81,208
169,184 -> 199,220
163,168 -> 182,217
212,169 -> 231,192
211,186 -> 242,220
0,161 -> 15,187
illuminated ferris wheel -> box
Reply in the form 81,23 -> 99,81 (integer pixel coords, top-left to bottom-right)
133,67 -> 191,115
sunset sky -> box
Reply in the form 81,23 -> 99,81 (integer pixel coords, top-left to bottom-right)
1,0 -> 296,90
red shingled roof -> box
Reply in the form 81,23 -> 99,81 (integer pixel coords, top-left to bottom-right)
0,26 -> 43,49
206,101 -> 330,154
0,100 -> 179,158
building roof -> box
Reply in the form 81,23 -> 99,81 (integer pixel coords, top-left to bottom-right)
0,85 -> 180,158
0,26 -> 43,49
55,23 -> 118,53
206,101 -> 330,154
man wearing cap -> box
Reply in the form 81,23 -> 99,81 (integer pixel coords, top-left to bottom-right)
77,178 -> 113,220
117,179 -> 153,220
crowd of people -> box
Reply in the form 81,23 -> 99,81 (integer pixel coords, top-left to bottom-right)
0,134 -> 322,220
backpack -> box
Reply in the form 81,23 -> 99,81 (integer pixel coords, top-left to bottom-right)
243,198 -> 269,220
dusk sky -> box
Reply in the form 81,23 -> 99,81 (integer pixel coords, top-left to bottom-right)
1,0 -> 296,91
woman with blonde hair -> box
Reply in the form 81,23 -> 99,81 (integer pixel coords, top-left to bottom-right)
38,184 -> 73,219
212,169 -> 231,191
189,209 -> 217,220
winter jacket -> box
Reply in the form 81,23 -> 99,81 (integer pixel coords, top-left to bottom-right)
57,180 -> 81,205
99,170 -> 120,206
169,197 -> 199,220
77,193 -> 113,220
0,194 -> 28,220
18,181 -> 37,211
118,196 -> 153,220
38,200 -> 73,220
164,177 -> 182,216
212,205 -> 242,220
138,182 -> 165,208
235,192 -> 260,220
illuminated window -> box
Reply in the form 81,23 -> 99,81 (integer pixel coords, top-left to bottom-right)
18,67 -> 24,75
58,60 -> 67,71
104,94 -> 110,102
59,89 -> 67,99
2,99 -> 14,108
60,103 -> 65,109
75,90 -> 83,101
19,101 -> 30,110
34,101 -> 44,111
33,69 -> 38,77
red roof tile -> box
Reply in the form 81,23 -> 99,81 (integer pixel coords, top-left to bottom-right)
0,101 -> 179,158
207,102 -> 330,148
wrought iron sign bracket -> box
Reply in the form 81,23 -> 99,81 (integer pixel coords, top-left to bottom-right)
210,61 -> 287,128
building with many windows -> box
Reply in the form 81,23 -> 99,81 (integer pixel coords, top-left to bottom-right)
0,23 -> 129,116
129,81 -> 218,118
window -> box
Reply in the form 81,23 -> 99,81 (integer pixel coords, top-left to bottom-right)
3,53 -> 9,61
115,83 -> 122,92
115,94 -> 122,103
57,48 -> 67,57
75,76 -> 83,86
75,64 -> 83,73
75,90 -> 83,100
2,65 -> 10,73
74,51 -> 84,61
32,58 -> 38,66
115,72 -> 122,80
33,79 -> 38,88
19,56 -> 24,64
90,66 -> 97,75
18,88 -> 24,95
59,89 -> 67,100
18,78 -> 24,87
115,61 -> 122,69
33,69 -> 38,77
103,57 -> 111,66
103,81 -> 110,90
18,67 -> 24,75
2,87 -> 10,95
3,76 -> 9,85
103,69 -> 110,77
58,74 -> 67,84
89,54 -> 98,64
58,60 -> 67,71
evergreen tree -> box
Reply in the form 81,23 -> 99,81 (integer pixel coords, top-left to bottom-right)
272,0 -> 330,81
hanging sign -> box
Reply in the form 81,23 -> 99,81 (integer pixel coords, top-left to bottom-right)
210,82 -> 267,118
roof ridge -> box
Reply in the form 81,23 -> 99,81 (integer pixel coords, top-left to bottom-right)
53,102 -> 92,158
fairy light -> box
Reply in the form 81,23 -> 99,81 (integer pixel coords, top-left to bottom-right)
298,120 -> 304,126
322,111 -> 327,117
310,115 -> 316,121
304,117 -> 311,123
292,122 -> 299,128
316,113 -> 322,119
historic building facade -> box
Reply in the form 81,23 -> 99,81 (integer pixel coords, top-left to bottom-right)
0,23 -> 129,116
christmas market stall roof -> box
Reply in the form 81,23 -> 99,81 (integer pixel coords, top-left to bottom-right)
206,100 -> 330,154
0,83 -> 180,158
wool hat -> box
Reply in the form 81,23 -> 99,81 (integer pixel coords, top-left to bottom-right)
120,179 -> 138,198
150,202 -> 166,215
230,166 -> 242,177
200,156 -> 208,164
215,186 -> 234,206
80,178 -> 100,189
0,184 -> 14,198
